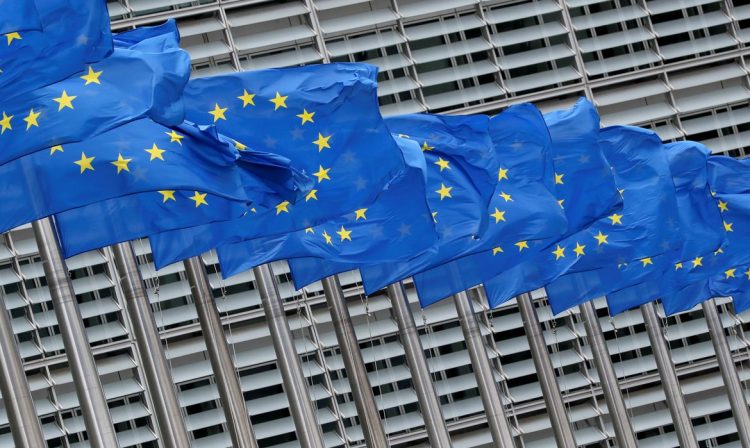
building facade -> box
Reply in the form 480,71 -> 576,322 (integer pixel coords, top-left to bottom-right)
1,0 -> 750,446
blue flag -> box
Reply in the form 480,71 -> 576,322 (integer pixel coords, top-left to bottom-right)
0,0 -> 112,97
485,125 -> 679,310
213,136 -> 437,276
711,261 -> 750,314
550,140 -> 724,315
0,20 -> 188,164
411,99 -> 620,306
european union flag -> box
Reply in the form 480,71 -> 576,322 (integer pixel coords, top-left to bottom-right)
412,99 -> 620,306
0,19 -> 188,164
485,125 -> 679,310
0,0 -> 112,97
214,136 -> 437,276
711,261 -> 750,314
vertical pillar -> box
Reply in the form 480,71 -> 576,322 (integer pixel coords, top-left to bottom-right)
579,301 -> 637,446
184,256 -> 258,448
0,292 -> 46,447
702,299 -> 750,446
454,291 -> 515,447
322,275 -> 388,447
516,292 -> 576,447
640,302 -> 698,448
253,264 -> 325,448
111,242 -> 190,447
386,282 -> 452,447
31,218 -> 118,447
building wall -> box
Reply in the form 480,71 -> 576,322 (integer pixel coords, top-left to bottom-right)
0,1 -> 749,447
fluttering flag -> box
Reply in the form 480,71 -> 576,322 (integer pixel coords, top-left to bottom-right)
0,20 -> 188,164
0,0 -> 112,97
410,99 -> 620,306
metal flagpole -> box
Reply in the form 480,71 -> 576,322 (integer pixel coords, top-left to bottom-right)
31,218 -> 118,447
453,291 -> 515,447
0,292 -> 46,447
184,256 -> 259,448
515,292 -> 576,447
322,275 -> 388,447
253,264 -> 326,448
579,301 -> 637,446
111,242 -> 191,447
386,281 -> 452,447
702,299 -> 750,445
640,302 -> 698,448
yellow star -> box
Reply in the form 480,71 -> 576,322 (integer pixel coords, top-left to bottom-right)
322,230 -> 333,245
0,111 -> 12,134
745,267 -> 750,280
23,108 -> 40,130
498,168 -> 508,181
49,145 -> 63,155
714,247 -> 724,256
490,208 -> 506,223
434,157 -> 450,171
313,165 -> 331,183
421,141 -> 434,152
297,109 -> 315,125
692,256 -> 703,268
725,268 -> 737,279
80,66 -> 102,85
158,190 -> 176,202
237,89 -> 256,107
618,188 -> 625,197
608,213 -> 623,225
5,32 -> 21,45
515,241 -> 529,252
53,91 -> 76,111
305,227 -> 314,234
355,208 -> 367,220
552,245 -> 565,260
573,242 -> 585,257
190,192 -> 208,207
110,153 -> 132,174
305,189 -> 318,202
436,183 -> 453,200
641,257 -> 653,267
557,199 -> 565,209
718,200 -> 728,212
165,130 -> 184,145
499,191 -> 513,202
724,221 -> 733,232
234,140 -> 247,151
554,172 -> 564,185
144,143 -> 166,161
275,200 -> 290,214
269,92 -> 288,110
209,103 -> 227,122
432,211 -> 438,223
674,262 -> 683,270
492,247 -> 503,256
337,225 -> 352,242
594,231 -> 609,245
74,152 -> 95,173
313,133 -> 331,151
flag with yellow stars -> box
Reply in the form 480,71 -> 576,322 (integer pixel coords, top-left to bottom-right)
0,19 -> 188,164
0,0 -> 112,98
710,261 -> 750,314
412,100 -> 620,307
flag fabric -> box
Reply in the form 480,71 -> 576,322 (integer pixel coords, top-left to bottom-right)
214,136 -> 437,277
411,99 -> 620,306
485,125 -> 679,310
0,19 -> 188,164
0,0 -> 112,97
711,261 -> 750,313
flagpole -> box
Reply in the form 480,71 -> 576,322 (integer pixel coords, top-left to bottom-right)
516,292 -> 576,447
253,264 -> 326,448
322,275 -> 388,447
0,291 -> 46,447
702,299 -> 750,445
453,291 -> 515,447
184,256 -> 259,448
640,302 -> 698,448
386,281 -> 452,446
111,242 -> 191,447
31,218 -> 118,448
579,301 -> 637,446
